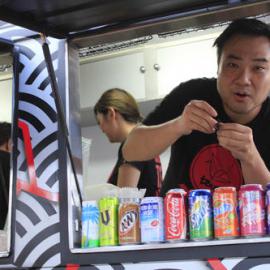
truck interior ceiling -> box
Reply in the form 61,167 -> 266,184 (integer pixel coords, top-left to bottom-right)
0,1 -> 269,46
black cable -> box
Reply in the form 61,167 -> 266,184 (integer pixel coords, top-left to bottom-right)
41,35 -> 83,206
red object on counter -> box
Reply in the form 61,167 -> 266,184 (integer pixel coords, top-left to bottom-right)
164,189 -> 187,241
207,258 -> 228,270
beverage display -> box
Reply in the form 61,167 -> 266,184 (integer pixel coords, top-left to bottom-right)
81,200 -> 100,248
164,189 -> 187,241
140,197 -> 164,243
213,187 -> 239,239
118,198 -> 141,245
239,184 -> 265,237
81,184 -> 270,250
99,196 -> 119,246
189,189 -> 213,241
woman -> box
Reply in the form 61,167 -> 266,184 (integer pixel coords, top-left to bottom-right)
94,88 -> 162,196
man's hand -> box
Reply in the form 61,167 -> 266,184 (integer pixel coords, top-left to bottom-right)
216,123 -> 258,163
179,100 -> 218,135
217,122 -> 270,187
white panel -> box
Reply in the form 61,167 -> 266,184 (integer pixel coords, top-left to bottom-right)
157,38 -> 218,97
121,260 -> 211,270
0,78 -> 12,122
79,52 -> 146,108
81,125 -> 119,187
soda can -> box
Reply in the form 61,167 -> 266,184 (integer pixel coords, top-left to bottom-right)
239,184 -> 266,237
99,196 -> 119,246
213,187 -> 239,239
81,200 -> 100,248
164,189 -> 187,241
118,198 -> 140,245
140,197 -> 164,243
188,189 -> 213,241
266,184 -> 270,234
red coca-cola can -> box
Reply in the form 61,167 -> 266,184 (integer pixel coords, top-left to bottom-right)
239,184 -> 266,237
164,189 -> 187,241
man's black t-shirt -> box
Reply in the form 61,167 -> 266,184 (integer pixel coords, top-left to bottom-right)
108,143 -> 162,196
143,78 -> 270,196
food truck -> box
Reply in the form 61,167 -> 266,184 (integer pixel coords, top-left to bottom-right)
0,0 -> 270,269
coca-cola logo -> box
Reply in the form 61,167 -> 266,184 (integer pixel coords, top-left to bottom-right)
167,198 -> 181,217
119,211 -> 137,234
166,197 -> 181,237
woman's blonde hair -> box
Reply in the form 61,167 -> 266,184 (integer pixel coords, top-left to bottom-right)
94,88 -> 143,123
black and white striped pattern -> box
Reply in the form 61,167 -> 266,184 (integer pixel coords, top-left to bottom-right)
14,37 -> 62,269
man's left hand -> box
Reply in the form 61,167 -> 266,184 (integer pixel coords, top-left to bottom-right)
216,122 -> 258,163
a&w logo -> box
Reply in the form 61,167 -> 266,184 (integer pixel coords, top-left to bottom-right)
120,211 -> 137,234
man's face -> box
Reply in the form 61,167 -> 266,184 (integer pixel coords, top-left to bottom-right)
217,34 -> 270,124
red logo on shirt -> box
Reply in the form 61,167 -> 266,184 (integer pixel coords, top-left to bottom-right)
190,144 -> 243,190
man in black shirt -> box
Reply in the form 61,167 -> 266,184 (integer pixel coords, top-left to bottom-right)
0,122 -> 11,229
123,18 -> 270,195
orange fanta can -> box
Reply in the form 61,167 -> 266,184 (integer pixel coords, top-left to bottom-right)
213,187 -> 239,239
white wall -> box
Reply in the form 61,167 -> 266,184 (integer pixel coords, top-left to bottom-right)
81,125 -> 119,187
80,52 -> 146,109
0,76 -> 12,122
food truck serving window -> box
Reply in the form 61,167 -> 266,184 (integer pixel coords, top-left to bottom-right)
65,14 -> 270,265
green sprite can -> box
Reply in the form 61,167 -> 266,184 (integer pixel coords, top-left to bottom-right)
99,196 -> 119,246
188,189 -> 213,240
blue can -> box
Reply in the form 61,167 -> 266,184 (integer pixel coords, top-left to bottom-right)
188,189 -> 213,240
140,197 -> 164,243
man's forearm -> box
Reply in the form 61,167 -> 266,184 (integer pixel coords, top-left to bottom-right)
123,117 -> 184,161
241,152 -> 270,187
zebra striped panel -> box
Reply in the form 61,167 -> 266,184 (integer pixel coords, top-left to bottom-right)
14,37 -> 63,269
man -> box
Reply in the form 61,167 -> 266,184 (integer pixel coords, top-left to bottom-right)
123,18 -> 270,196
0,122 -> 11,229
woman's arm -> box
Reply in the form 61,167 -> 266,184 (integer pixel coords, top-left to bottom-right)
117,163 -> 141,187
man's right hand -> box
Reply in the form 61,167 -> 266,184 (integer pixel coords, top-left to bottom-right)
179,100 -> 218,136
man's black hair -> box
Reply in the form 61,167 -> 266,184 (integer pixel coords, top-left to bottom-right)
214,18 -> 270,63
0,122 -> 11,146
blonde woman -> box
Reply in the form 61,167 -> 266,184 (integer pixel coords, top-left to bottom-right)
94,88 -> 162,196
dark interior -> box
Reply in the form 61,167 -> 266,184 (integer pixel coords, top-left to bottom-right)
0,0 -> 269,47
0,1 -> 229,37
0,41 -> 11,53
